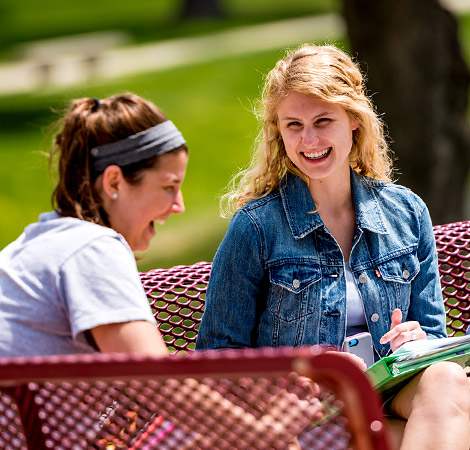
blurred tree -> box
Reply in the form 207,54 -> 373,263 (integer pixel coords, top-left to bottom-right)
180,0 -> 225,19
342,0 -> 470,224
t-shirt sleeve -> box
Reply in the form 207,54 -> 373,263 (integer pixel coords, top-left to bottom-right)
58,235 -> 156,340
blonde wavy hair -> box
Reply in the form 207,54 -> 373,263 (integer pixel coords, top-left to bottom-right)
222,44 -> 393,216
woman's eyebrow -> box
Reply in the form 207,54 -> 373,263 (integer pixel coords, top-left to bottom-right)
279,111 -> 333,121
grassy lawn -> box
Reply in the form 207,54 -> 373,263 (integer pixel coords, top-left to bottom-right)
1,1 -> 469,271
0,0 -> 340,270
0,48 -> 314,269
0,0 -> 338,60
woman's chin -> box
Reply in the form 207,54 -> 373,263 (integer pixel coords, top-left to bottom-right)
129,238 -> 151,253
136,244 -> 150,253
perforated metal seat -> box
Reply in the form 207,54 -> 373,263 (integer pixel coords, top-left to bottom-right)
140,261 -> 211,354
433,221 -> 470,336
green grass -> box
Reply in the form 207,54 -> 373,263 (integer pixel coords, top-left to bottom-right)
0,0 -> 339,269
0,48 -> 304,269
0,0 -> 337,60
2,2 -> 469,270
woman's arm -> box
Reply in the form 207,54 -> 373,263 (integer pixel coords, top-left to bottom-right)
196,211 -> 266,349
380,202 -> 447,350
407,203 -> 447,339
91,320 -> 169,356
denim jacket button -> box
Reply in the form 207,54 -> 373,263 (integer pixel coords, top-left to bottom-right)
358,273 -> 367,283
403,269 -> 410,280
371,313 -> 380,322
292,279 -> 300,289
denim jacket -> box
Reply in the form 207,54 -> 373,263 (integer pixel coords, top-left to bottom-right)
196,169 -> 447,358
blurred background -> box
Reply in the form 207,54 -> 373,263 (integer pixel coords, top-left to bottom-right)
1,0 -> 469,271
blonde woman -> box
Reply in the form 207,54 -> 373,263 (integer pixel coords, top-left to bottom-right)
196,44 -> 470,449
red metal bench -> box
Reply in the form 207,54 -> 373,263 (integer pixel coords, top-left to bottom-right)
0,347 -> 389,449
3,220 -> 469,449
141,221 -> 470,354
433,221 -> 470,336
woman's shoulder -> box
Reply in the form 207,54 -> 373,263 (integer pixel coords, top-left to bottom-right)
23,212 -> 131,262
230,190 -> 283,227
361,175 -> 426,210
36,212 -> 121,240
240,189 -> 282,212
225,191 -> 283,236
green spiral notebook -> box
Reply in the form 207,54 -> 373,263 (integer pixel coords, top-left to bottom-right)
366,334 -> 470,396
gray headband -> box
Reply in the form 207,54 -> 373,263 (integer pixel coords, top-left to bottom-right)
90,120 -> 186,172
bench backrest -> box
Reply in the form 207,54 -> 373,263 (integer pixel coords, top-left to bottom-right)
141,221 -> 470,353
433,221 -> 470,336
140,261 -> 211,354
0,347 -> 390,449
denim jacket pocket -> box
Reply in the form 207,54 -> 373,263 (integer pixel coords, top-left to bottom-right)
375,251 -> 420,312
377,251 -> 420,283
268,263 -> 321,321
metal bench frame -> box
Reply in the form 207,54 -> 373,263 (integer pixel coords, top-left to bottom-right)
2,220 -> 470,449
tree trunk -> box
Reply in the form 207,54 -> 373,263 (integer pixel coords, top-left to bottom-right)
180,0 -> 224,19
342,0 -> 470,224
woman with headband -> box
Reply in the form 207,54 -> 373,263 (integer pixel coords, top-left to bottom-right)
0,93 -> 187,357
0,93 -> 322,448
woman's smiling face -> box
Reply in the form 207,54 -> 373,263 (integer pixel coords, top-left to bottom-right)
277,91 -> 358,184
105,149 -> 188,252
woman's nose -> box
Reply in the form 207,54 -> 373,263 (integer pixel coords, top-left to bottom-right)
302,127 -> 319,148
171,190 -> 185,214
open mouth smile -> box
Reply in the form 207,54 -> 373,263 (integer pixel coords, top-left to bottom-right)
302,148 -> 332,160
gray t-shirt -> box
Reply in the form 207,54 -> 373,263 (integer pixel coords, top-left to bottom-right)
0,211 -> 156,357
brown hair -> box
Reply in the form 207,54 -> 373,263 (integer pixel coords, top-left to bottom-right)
50,93 -> 187,225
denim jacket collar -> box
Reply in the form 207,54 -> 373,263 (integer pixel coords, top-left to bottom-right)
280,168 -> 388,239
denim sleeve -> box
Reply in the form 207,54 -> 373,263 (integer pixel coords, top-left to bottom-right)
407,202 -> 447,339
196,210 -> 265,349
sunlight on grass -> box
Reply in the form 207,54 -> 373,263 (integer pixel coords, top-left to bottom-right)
0,50 -> 284,267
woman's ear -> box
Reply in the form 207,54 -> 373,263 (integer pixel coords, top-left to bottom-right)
350,113 -> 360,132
101,165 -> 124,200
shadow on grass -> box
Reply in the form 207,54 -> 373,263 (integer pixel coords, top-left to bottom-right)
0,99 -> 64,133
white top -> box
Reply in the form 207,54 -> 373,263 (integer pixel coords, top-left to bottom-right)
0,211 -> 156,357
345,261 -> 367,336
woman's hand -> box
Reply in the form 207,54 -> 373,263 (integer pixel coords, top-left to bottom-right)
379,308 -> 426,352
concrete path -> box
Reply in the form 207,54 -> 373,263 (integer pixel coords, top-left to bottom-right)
0,0 -> 469,96
0,14 -> 344,96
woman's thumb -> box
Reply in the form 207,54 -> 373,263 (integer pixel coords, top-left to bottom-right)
390,308 -> 402,329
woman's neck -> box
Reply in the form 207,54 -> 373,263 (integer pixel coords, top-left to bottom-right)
308,168 -> 352,214
309,170 -> 356,259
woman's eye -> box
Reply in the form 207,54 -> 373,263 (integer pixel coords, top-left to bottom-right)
287,121 -> 302,128
316,118 -> 332,126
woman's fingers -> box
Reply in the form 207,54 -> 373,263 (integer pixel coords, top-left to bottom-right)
387,327 -> 427,351
390,308 -> 402,329
380,320 -> 421,344
263,389 -> 324,425
380,323 -> 427,352
296,376 -> 321,397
